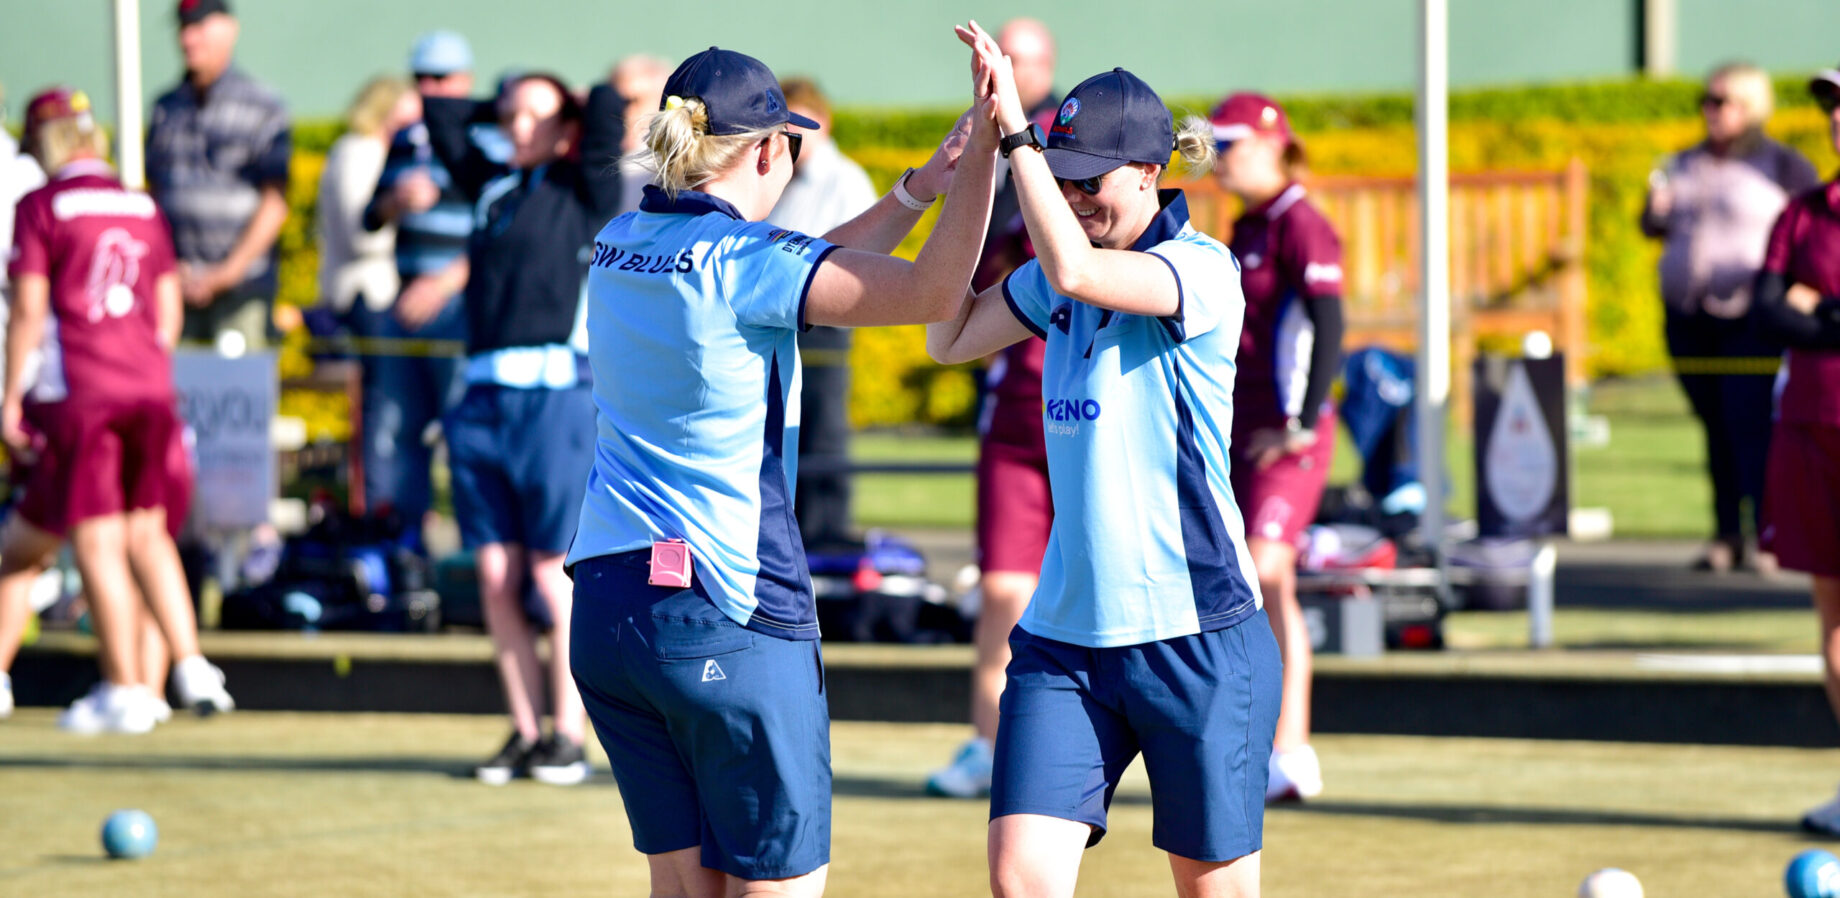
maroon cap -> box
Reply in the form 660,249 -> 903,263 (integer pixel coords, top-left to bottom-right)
24,86 -> 94,133
1209,92 -> 1294,146
177,0 -> 231,26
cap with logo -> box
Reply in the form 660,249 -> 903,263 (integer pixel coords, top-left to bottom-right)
176,0 -> 231,26
1041,67 -> 1175,181
22,86 -> 96,157
661,47 -> 819,135
1209,93 -> 1294,149
1813,65 -> 1840,107
410,30 -> 474,77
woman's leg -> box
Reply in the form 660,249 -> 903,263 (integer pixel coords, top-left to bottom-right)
122,508 -> 202,662
477,542 -> 545,741
1249,538 -> 1309,753
530,549 -> 585,744
988,814 -> 1089,898
970,571 -> 1036,742
1812,576 -> 1840,722
69,514 -> 141,687
1168,852 -> 1260,898
0,516 -> 63,674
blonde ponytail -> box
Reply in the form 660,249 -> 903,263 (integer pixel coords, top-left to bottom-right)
1172,115 -> 1218,177
633,95 -> 775,198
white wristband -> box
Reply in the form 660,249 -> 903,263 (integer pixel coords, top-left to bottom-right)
892,168 -> 934,211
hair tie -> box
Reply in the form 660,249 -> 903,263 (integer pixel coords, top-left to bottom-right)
664,95 -> 685,111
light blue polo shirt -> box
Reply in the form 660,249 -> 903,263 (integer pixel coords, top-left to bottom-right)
568,186 -> 838,640
1002,190 -> 1263,648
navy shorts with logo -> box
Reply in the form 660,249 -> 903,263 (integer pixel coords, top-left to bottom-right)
570,552 -> 830,880
990,612 -> 1282,862
445,383 -> 595,553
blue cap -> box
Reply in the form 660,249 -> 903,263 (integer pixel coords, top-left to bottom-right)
661,47 -> 819,135
1043,68 -> 1175,181
409,30 -> 473,76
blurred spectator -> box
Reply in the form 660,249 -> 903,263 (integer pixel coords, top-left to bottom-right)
1641,61 -> 1819,573
421,71 -> 623,785
770,77 -> 877,547
607,54 -> 671,216
316,76 -> 414,325
0,82 -> 48,423
357,31 -> 488,552
145,0 -> 291,355
926,16 -> 1060,799
1754,65 -> 1840,835
4,86 -> 234,732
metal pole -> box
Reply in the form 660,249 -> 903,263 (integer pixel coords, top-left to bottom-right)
112,0 -> 145,189
1416,0 -> 1450,577
1642,0 -> 1678,78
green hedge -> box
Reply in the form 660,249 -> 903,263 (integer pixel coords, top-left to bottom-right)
278,74 -> 1840,430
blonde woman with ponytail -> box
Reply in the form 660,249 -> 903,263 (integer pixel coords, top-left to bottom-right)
566,45 -> 998,897
933,23 -> 1280,898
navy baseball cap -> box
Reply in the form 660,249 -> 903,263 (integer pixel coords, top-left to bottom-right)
1043,68 -> 1175,181
662,47 -> 819,135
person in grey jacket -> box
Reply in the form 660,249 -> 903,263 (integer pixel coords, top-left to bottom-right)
1641,61 -> 1820,574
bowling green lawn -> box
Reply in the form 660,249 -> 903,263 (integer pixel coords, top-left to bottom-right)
854,375 -> 1715,538
1,709 -> 1833,896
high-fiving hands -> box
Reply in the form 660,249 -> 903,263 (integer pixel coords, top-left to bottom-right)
956,21 -> 1027,136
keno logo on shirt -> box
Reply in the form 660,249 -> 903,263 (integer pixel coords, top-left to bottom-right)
84,228 -> 150,323
1041,396 -> 1101,437
1303,261 -> 1343,286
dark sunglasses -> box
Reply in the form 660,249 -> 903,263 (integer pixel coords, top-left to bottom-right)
781,130 -> 803,164
1214,138 -> 1237,155
1816,85 -> 1840,114
413,71 -> 456,83
1699,92 -> 1732,109
1056,175 -> 1104,196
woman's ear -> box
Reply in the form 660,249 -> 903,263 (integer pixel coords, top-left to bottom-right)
1140,163 -> 1160,190
757,140 -> 773,175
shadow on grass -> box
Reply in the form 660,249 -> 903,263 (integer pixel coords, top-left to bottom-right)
0,754 -> 474,778
1280,799 -> 1796,834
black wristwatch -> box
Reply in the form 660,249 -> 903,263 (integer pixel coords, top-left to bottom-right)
998,123 -> 1047,158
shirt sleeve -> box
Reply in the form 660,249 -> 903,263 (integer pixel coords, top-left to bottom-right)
1275,206 -> 1344,301
1146,237 -> 1241,343
7,193 -> 48,281
1000,260 -> 1052,339
723,223 -> 840,332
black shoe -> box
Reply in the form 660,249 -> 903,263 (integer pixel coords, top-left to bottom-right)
529,734 -> 590,786
475,732 -> 536,785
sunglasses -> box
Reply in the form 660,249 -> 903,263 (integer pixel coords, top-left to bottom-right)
1056,174 -> 1104,196
1214,138 -> 1238,155
1699,92 -> 1732,109
1817,86 -> 1840,115
784,130 -> 802,164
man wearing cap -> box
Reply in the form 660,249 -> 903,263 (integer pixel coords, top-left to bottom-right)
356,30 -> 491,554
145,0 -> 290,354
1759,65 -> 1840,839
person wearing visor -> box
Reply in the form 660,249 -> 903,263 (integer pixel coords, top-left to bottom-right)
4,87 -> 234,732
566,43 -> 997,896
1758,65 -> 1840,838
420,70 -> 624,786
933,23 -> 1281,897
1209,92 -> 1346,804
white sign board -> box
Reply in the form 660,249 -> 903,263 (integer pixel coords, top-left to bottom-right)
172,350 -> 277,529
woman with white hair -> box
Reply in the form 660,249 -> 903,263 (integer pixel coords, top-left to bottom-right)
1641,61 -> 1819,574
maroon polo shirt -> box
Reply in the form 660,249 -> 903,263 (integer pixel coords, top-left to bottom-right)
8,161 -> 177,404
1761,178 -> 1840,426
1228,183 -> 1344,427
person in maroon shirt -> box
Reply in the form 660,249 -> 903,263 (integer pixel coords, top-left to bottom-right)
1211,93 -> 1345,803
1762,67 -> 1840,837
0,87 -> 232,733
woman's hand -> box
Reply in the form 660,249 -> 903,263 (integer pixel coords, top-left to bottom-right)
1244,427 -> 1317,471
910,108 -> 979,201
956,20 -> 1026,135
3,400 -> 36,467
1788,282 -> 1823,315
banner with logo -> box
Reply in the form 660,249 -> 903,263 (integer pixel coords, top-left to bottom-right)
1473,355 -> 1569,538
173,350 -> 277,529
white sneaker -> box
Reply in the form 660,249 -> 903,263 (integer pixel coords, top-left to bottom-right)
172,656 -> 235,716
58,683 -> 158,735
1802,788 -> 1840,836
926,737 -> 994,798
150,694 -> 173,724
0,672 -> 13,720
1266,744 -> 1324,803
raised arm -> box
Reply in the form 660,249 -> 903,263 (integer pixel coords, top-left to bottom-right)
577,84 -> 628,217
927,280 -> 1035,364
959,21 -> 1180,318
422,94 -> 501,201
820,110 -> 974,255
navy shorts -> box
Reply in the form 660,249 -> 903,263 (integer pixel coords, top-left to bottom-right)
990,613 -> 1282,862
570,552 -> 831,880
445,383 -> 595,553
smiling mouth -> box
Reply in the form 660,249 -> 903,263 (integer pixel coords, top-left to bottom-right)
1073,208 -> 1098,219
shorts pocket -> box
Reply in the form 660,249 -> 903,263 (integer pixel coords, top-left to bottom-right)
650,615 -> 755,660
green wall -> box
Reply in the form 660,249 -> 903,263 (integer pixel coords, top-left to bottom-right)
0,0 -> 1829,125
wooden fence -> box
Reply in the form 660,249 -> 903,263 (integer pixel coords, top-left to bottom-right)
1176,159 -> 1589,418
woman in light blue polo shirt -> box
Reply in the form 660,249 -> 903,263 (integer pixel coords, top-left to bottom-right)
567,45 -> 998,896
928,24 -> 1282,898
